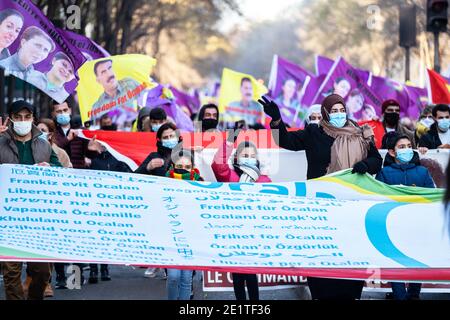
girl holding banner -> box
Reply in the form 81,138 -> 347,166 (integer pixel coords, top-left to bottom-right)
260,93 -> 383,300
211,129 -> 272,300
165,149 -> 204,300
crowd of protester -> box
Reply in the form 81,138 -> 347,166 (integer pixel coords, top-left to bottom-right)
0,92 -> 449,301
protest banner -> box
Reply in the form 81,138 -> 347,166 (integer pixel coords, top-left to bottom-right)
169,85 -> 200,115
137,84 -> 194,132
268,55 -> 313,127
312,56 -> 382,120
78,129 -> 450,183
0,0 -> 86,103
315,55 -> 371,85
76,54 -> 156,129
202,270 -> 450,293
218,68 -> 268,126
59,29 -> 110,61
370,75 -> 429,120
0,164 -> 448,281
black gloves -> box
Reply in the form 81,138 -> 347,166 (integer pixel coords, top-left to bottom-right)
258,96 -> 281,122
227,128 -> 241,144
352,161 -> 369,174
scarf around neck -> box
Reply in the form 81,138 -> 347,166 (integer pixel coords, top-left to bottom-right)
166,168 -> 202,181
321,120 -> 374,174
238,164 -> 261,183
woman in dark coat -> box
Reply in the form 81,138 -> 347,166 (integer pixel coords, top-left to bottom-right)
135,122 -> 181,176
259,94 -> 383,300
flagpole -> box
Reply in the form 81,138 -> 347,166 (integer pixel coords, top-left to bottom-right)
291,76 -> 310,127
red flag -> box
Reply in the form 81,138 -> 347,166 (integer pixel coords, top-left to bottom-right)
427,69 -> 450,104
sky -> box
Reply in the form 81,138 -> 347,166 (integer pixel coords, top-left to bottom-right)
219,0 -> 301,32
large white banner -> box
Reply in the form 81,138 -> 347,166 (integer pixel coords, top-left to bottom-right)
193,149 -> 450,182
0,164 -> 449,281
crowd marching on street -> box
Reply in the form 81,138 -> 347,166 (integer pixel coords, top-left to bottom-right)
0,0 -> 450,303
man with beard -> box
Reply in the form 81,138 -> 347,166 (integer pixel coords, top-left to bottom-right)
91,59 -> 140,126
226,77 -> 263,127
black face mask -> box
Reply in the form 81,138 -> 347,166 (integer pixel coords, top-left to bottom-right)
101,124 -> 117,131
384,112 -> 400,127
174,168 -> 189,175
202,118 -> 218,131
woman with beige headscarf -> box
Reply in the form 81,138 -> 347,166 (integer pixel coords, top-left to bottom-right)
260,93 -> 383,300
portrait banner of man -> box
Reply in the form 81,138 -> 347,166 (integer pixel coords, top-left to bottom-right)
218,68 -> 268,127
0,0 -> 86,103
76,54 -> 157,129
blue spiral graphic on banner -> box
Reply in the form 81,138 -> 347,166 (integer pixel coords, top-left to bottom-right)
365,202 -> 429,268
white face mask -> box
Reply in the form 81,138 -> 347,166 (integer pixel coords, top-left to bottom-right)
13,120 -> 32,136
309,120 -> 320,125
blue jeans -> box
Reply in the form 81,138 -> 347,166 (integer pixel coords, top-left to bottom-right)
391,282 -> 422,300
167,269 -> 193,300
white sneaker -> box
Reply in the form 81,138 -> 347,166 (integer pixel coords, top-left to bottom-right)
144,268 -> 157,278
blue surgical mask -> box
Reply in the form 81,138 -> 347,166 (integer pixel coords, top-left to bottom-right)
56,113 -> 71,126
152,124 -> 162,132
329,112 -> 347,128
396,148 -> 413,164
438,118 -> 450,132
162,138 -> 178,149
239,158 -> 258,168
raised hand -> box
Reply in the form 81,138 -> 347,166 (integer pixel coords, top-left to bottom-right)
0,117 -> 10,134
258,96 -> 281,122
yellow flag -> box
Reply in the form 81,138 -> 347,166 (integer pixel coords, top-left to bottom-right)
218,68 -> 268,125
76,54 -> 157,126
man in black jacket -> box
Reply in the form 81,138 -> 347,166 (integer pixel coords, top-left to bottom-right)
418,104 -> 450,150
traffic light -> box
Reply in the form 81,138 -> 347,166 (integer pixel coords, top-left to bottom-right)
427,0 -> 448,33
399,4 -> 417,47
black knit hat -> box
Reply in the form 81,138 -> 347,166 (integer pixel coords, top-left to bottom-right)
8,100 -> 35,115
